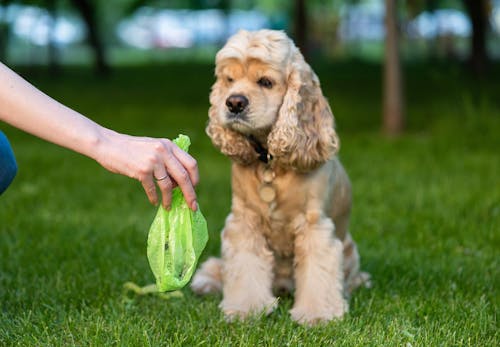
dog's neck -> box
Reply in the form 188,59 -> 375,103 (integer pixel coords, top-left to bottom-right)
246,134 -> 272,164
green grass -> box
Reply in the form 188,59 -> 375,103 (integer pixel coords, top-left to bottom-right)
1,62 -> 499,346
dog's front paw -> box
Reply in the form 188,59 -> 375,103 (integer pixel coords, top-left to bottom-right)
221,296 -> 278,321
290,299 -> 348,325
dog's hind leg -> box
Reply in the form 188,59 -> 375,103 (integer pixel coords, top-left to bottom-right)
191,257 -> 223,295
343,232 -> 372,295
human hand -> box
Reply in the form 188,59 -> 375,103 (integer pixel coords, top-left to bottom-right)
0,61 -> 197,208
94,129 -> 199,210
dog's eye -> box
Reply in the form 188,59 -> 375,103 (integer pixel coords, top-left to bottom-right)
257,77 -> 273,89
226,77 -> 234,83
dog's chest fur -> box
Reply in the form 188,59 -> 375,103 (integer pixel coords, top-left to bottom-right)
231,162 -> 330,257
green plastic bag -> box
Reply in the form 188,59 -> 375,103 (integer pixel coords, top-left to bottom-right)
147,134 -> 208,292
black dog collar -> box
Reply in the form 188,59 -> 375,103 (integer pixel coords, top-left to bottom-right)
247,135 -> 273,164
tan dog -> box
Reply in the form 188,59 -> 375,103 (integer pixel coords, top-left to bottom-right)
191,29 -> 370,325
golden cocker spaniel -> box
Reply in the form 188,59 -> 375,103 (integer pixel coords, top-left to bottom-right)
191,29 -> 370,325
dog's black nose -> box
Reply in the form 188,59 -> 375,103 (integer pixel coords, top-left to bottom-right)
226,94 -> 248,114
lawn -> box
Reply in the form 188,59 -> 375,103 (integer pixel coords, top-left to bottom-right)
0,61 -> 498,346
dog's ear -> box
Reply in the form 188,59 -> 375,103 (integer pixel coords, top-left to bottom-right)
206,79 -> 257,165
267,47 -> 339,172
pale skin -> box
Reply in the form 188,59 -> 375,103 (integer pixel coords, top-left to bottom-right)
0,62 -> 198,210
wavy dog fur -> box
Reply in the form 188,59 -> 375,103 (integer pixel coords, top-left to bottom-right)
193,30 -> 370,325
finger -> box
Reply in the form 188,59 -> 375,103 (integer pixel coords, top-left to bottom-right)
171,145 -> 200,187
153,166 -> 173,210
156,175 -> 173,210
161,150 -> 197,211
141,177 -> 158,206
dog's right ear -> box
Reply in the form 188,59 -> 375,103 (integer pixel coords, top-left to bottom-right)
206,79 -> 258,165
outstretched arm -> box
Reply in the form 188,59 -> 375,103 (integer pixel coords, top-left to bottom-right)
0,62 -> 198,210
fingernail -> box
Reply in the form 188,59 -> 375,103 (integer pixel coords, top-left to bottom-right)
191,201 -> 198,211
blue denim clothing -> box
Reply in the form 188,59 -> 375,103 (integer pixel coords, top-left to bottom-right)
0,130 -> 17,195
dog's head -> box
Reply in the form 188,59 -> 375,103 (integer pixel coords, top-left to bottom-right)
207,29 -> 339,172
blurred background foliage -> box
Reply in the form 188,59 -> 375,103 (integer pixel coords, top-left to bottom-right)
0,0 -> 498,69
0,0 -> 499,135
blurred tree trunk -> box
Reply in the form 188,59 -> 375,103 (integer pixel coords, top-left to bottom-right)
383,0 -> 404,135
47,0 -> 61,75
70,0 -> 110,76
463,0 -> 489,75
0,0 -> 13,62
293,0 -> 309,60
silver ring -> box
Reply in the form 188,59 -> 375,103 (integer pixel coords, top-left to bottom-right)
155,174 -> 169,181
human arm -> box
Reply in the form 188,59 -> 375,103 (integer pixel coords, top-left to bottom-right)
0,62 -> 198,210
